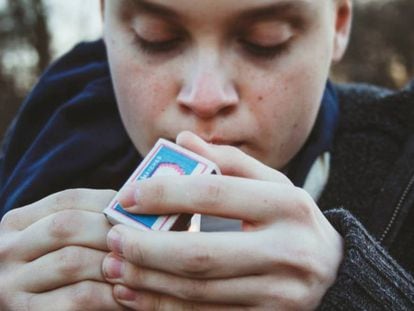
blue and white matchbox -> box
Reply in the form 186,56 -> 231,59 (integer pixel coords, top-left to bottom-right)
104,138 -> 220,231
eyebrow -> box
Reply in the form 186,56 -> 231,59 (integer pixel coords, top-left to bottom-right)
127,0 -> 314,24
239,1 -> 315,24
126,0 -> 180,20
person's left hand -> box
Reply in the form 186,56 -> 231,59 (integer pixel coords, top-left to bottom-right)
102,131 -> 344,310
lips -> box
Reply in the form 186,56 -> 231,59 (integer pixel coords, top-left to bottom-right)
207,139 -> 243,147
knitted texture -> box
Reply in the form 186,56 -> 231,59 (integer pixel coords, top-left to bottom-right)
320,209 -> 414,310
318,84 -> 414,275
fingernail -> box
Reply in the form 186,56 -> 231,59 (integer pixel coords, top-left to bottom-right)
118,183 -> 137,208
107,229 -> 123,254
114,285 -> 137,301
103,255 -> 124,279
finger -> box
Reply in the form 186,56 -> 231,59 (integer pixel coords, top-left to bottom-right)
113,286 -> 247,311
13,210 -> 111,261
119,174 -> 299,225
176,131 -> 292,184
20,246 -> 107,293
24,281 -> 125,311
104,254 -> 271,306
107,226 -> 310,279
2,189 -> 116,231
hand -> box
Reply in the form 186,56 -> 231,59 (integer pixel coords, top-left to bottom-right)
102,131 -> 344,310
0,189 -> 127,310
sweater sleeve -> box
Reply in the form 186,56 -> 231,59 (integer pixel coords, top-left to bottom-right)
318,208 -> 414,310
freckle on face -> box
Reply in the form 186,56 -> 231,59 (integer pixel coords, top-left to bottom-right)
105,0 -> 337,169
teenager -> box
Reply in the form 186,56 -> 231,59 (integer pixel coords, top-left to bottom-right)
0,0 -> 413,309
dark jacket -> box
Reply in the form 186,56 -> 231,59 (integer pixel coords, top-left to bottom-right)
0,41 -> 413,310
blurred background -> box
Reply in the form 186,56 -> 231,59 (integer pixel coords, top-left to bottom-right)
0,0 -> 413,141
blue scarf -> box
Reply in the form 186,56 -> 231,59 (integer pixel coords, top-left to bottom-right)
287,82 -> 339,186
0,40 -> 338,218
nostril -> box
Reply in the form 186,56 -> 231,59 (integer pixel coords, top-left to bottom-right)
177,73 -> 239,118
221,105 -> 237,117
177,99 -> 238,119
179,103 -> 193,115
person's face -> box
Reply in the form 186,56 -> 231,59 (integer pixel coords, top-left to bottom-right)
102,0 -> 351,170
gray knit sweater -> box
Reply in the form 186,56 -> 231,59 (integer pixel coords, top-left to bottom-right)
318,83 -> 414,310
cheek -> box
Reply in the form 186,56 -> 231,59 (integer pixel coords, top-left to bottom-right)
242,56 -> 327,168
109,50 -> 177,153
246,68 -> 319,133
114,59 -> 164,111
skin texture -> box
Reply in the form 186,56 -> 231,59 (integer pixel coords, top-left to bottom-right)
0,0 -> 352,310
103,0 -> 351,170
99,0 -> 352,309
102,132 -> 345,310
0,190 -> 127,310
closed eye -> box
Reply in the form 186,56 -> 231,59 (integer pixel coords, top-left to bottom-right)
134,35 -> 183,54
239,39 -> 290,60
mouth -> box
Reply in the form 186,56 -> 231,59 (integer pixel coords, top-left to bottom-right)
207,139 -> 244,148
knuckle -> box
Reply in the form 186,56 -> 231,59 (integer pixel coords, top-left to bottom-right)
51,189 -> 81,212
1,208 -> 22,229
124,238 -> 146,266
146,180 -> 166,208
281,239 -> 320,280
48,210 -> 79,240
192,178 -> 222,210
70,281 -> 99,309
179,279 -> 209,301
56,246 -> 84,277
126,265 -> 146,287
289,286 -> 318,311
264,268 -> 322,310
296,251 -> 319,278
265,286 -> 288,307
266,285 -> 308,311
291,188 -> 316,224
181,245 -> 214,276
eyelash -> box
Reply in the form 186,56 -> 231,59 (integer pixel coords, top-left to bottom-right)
134,35 -> 289,60
238,39 -> 289,60
134,35 -> 182,54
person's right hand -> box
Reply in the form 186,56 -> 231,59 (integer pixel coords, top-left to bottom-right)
0,189 -> 127,310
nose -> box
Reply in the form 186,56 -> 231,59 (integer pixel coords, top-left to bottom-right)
177,54 -> 239,119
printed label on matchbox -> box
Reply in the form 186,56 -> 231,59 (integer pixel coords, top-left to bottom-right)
104,138 -> 220,231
